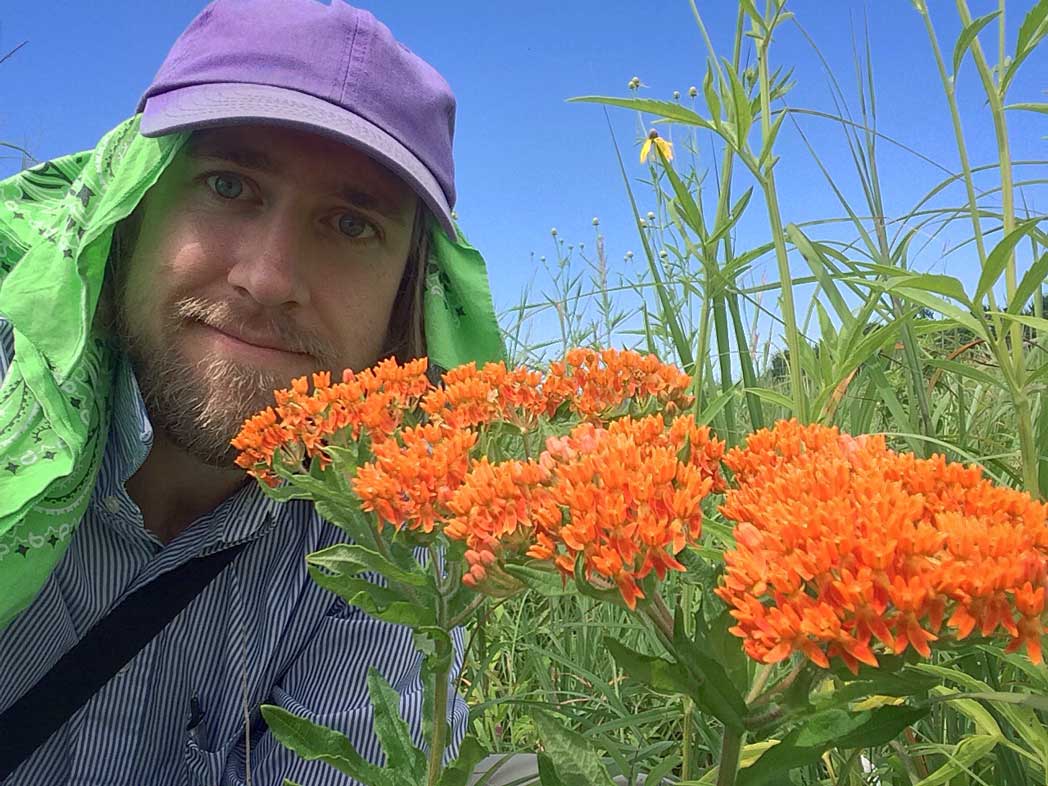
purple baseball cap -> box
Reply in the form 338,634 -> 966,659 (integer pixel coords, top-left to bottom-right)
136,0 -> 458,238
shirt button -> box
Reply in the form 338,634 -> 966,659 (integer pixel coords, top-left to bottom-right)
103,496 -> 121,514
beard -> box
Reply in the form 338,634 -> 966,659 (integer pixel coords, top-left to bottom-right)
118,296 -> 342,468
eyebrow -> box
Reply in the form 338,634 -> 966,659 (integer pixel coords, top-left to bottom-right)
184,139 -> 406,221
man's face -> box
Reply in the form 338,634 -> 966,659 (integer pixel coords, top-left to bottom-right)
116,124 -> 418,467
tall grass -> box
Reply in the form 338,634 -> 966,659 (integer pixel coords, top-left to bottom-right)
468,1 -> 1048,782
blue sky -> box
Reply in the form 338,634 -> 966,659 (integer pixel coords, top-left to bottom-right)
1,1 -> 1045,343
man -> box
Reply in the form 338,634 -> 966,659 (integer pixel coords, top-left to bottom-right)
0,1 -> 503,783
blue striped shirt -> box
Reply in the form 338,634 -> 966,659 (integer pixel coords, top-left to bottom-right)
0,318 -> 467,785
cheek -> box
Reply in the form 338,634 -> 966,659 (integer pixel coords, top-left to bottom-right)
314,262 -> 408,355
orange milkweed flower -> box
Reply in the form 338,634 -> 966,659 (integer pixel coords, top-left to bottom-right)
542,348 -> 694,420
352,422 -> 477,535
717,420 -> 1048,672
232,358 -> 434,480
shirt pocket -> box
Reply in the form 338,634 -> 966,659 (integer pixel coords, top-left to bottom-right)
182,721 -> 235,786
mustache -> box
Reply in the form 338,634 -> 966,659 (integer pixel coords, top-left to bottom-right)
173,297 -> 335,361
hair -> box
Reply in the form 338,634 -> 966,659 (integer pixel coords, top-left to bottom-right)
381,199 -> 430,363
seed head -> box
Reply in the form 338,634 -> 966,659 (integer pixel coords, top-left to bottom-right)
688,85 -> 698,98
673,90 -> 681,100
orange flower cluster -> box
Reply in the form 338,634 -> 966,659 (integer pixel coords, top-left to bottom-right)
353,423 -> 477,534
421,361 -> 547,429
446,415 -> 724,608
233,349 -> 690,484
718,420 -> 1048,671
232,358 -> 430,485
543,348 -> 694,419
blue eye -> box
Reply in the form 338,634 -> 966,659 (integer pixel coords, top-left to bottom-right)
338,214 -> 377,240
207,173 -> 244,199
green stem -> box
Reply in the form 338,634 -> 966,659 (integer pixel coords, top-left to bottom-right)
715,728 -> 744,786
755,11 -> 808,423
426,640 -> 452,786
955,0 -> 1039,498
426,545 -> 453,786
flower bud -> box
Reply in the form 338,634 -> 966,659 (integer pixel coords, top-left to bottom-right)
688,85 -> 698,98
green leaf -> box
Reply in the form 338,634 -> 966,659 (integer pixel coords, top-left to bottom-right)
725,66 -> 754,145
308,543 -> 430,588
786,224 -> 853,326
1003,0 -> 1048,93
503,563 -> 573,597
313,497 -> 377,545
537,752 -> 562,786
366,669 -> 427,783
884,273 -> 971,305
989,311 -> 1048,334
911,735 -> 999,786
1016,0 -> 1048,55
703,66 -> 722,127
605,637 -> 695,697
737,709 -> 869,786
757,110 -> 787,170
1005,101 -> 1048,114
925,358 -> 1005,390
1007,252 -> 1048,314
532,710 -> 618,786
975,217 -> 1045,305
260,704 -> 395,786
889,286 -> 986,339
669,631 -> 748,732
307,567 -> 437,628
833,705 -> 930,748
952,10 -> 1000,74
695,383 -> 740,428
642,754 -> 681,786
707,188 -> 754,250
567,95 -> 715,130
743,387 -> 795,411
435,736 -> 489,786
658,143 -> 706,238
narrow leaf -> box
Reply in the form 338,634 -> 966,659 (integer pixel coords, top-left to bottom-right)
975,217 -> 1045,305
567,95 -> 715,130
435,737 -> 488,786
1007,252 -> 1048,314
952,11 -> 1000,74
366,669 -> 427,783
308,543 -> 430,587
260,704 -> 394,786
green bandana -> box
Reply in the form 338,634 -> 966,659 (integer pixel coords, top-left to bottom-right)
0,115 -> 504,632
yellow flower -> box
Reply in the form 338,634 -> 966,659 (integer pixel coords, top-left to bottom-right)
640,130 -> 673,163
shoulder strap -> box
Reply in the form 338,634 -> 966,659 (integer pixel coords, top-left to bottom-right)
0,542 -> 247,778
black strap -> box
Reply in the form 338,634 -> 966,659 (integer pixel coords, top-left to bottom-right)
0,543 -> 247,779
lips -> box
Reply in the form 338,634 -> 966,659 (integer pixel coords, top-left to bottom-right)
199,321 -> 309,356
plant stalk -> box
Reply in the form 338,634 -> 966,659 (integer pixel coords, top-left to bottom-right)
955,0 -> 1039,498
755,9 -> 809,422
426,545 -> 454,786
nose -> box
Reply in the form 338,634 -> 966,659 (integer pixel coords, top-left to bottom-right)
225,209 -> 311,308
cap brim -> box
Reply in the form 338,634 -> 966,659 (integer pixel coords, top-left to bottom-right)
139,82 -> 456,238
